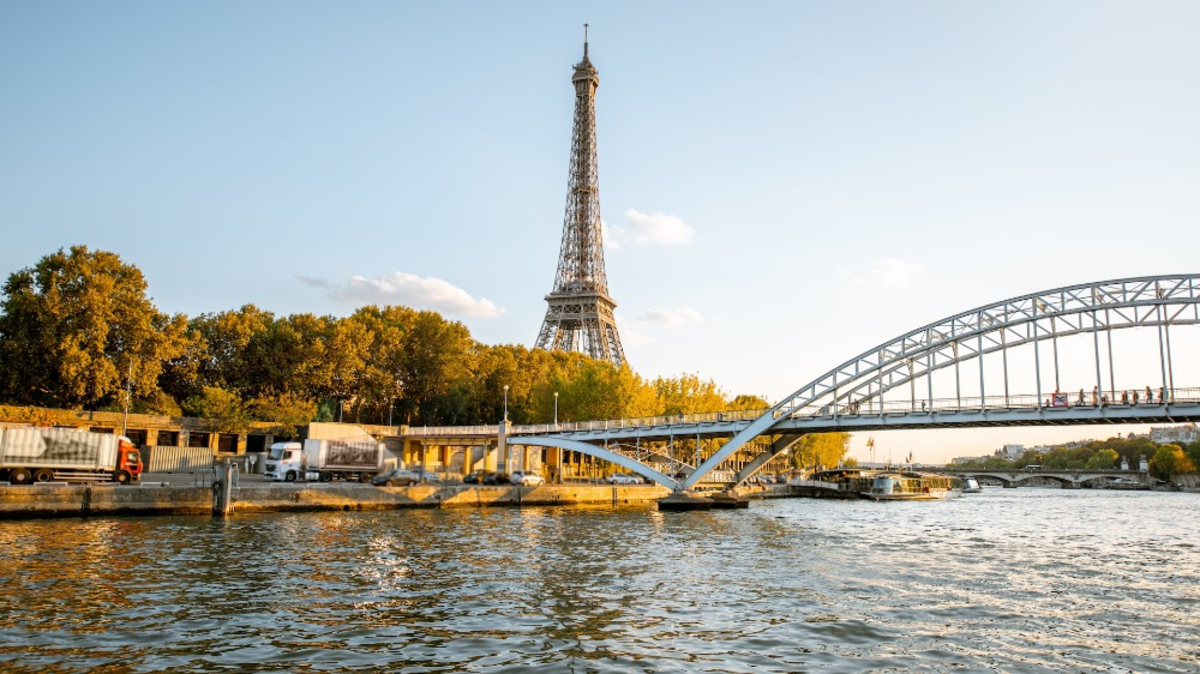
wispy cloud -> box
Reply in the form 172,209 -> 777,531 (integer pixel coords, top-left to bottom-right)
296,275 -> 330,289
633,306 -> 703,326
618,306 -> 703,347
604,209 -> 695,249
839,258 -> 921,289
303,272 -> 503,318
873,258 -> 921,287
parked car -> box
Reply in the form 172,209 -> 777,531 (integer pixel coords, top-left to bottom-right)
371,467 -> 418,486
463,470 -> 488,484
410,467 -> 439,484
482,471 -> 510,485
607,472 -> 642,485
510,470 -> 545,486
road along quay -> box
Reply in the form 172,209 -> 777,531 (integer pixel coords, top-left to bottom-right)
0,475 -> 791,519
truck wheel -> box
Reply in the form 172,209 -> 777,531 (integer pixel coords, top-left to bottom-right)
114,470 -> 131,485
10,468 -> 32,485
33,469 -> 54,483
285,471 -> 297,482
319,472 -> 332,482
359,473 -> 373,483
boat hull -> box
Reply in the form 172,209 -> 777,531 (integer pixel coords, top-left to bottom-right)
860,489 -> 961,501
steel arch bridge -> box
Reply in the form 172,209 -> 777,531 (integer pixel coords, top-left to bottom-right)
510,274 -> 1200,492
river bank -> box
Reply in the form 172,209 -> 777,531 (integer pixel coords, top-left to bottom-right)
0,475 -> 791,519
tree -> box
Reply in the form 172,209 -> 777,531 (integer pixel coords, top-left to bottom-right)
397,311 -> 471,424
247,392 -> 316,438
789,433 -> 851,470
1085,448 -> 1120,470
184,386 -> 251,433
653,373 -> 727,415
0,246 -> 186,409
189,305 -> 274,394
1148,444 -> 1195,481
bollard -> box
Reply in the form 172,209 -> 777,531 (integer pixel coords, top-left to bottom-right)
212,459 -> 235,517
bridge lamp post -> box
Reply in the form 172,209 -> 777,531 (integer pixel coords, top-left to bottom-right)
554,392 -> 559,426
502,385 -> 510,473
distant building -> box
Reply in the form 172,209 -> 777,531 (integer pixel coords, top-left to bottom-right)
998,444 -> 1026,458
951,455 -> 988,465
1150,424 -> 1199,445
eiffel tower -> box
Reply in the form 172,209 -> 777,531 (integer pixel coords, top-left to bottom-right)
534,28 -> 626,366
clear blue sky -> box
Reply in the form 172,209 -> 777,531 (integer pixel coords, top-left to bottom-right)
3,2 -> 1199,462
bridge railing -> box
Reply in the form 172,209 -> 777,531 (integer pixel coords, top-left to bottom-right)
789,386 -> 1200,419
403,387 -> 1200,439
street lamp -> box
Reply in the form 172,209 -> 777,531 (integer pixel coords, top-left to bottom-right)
503,385 -> 509,422
554,392 -> 559,426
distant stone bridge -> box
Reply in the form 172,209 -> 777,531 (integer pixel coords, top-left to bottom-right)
932,466 -> 1151,488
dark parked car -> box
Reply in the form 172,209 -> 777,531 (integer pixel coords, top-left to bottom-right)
411,467 -> 439,484
371,467 -> 418,487
463,470 -> 487,484
482,471 -> 510,485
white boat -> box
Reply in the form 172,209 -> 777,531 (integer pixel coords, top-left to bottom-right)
962,477 -> 982,493
860,472 -> 963,501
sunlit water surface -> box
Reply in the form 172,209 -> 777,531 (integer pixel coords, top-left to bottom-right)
1,489 -> 1198,673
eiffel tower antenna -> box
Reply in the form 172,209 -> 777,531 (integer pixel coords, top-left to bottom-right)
534,29 -> 626,366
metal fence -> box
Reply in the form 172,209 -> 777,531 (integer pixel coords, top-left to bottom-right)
145,445 -> 215,473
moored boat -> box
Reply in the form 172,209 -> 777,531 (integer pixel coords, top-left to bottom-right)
860,471 -> 962,500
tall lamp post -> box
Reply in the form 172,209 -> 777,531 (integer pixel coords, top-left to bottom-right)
502,385 -> 510,473
553,392 -> 559,426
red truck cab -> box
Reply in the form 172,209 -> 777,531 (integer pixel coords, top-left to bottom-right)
116,437 -> 143,483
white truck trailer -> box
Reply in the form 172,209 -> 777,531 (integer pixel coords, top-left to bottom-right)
0,427 -> 143,484
263,439 -> 387,482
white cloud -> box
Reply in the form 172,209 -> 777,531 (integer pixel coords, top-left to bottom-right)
837,268 -> 865,285
873,258 -> 921,288
633,306 -> 703,326
604,209 -> 695,249
296,275 -> 330,289
838,258 -> 921,289
308,272 -> 503,318
619,326 -> 656,347
617,307 -> 703,347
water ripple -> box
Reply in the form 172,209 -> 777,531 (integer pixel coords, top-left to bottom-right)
1,491 -> 1198,672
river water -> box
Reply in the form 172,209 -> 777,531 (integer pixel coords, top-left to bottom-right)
1,488 -> 1197,673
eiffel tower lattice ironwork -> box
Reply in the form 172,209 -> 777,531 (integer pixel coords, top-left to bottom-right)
534,29 -> 626,366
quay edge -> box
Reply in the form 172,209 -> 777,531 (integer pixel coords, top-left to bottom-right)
0,482 -> 792,519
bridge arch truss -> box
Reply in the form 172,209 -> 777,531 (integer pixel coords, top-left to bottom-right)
517,275 -> 1200,492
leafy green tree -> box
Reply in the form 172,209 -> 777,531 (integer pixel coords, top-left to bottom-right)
0,246 -> 187,409
729,394 -> 770,412
395,311 -> 471,424
247,392 -> 316,438
184,386 -> 251,433
1149,444 -> 1195,480
653,373 -> 727,415
189,305 -> 274,393
1085,448 -> 1120,470
1184,440 -> 1200,472
343,306 -> 414,422
789,433 -> 851,470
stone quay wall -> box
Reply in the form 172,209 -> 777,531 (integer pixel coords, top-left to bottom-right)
0,482 -> 790,519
